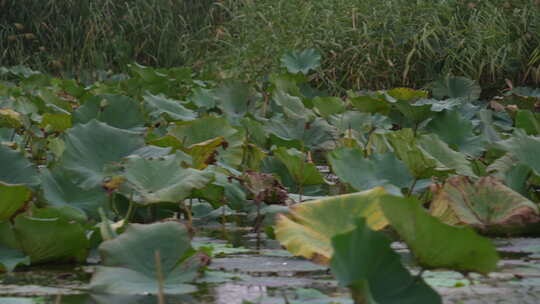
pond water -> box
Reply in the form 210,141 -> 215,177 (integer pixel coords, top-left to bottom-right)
1,232 -> 540,304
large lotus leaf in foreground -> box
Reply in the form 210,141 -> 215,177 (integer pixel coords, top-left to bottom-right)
41,168 -> 108,218
10,206 -> 89,264
59,120 -> 145,189
0,145 -> 39,186
120,154 -> 213,205
430,176 -> 540,234
0,183 -> 31,221
275,188 -> 388,264
90,221 -> 202,295
380,195 -> 499,274
331,219 -> 441,304
328,148 -> 413,193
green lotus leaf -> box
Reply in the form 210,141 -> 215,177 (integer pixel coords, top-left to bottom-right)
418,134 -> 477,178
331,218 -> 441,304
349,94 -> 391,115
120,154 -> 213,205
427,110 -> 484,157
393,100 -> 433,125
273,90 -> 314,120
497,129 -> 540,176
143,93 -> 197,122
328,148 -> 414,192
0,145 -> 39,186
386,88 -> 429,101
40,168 -> 108,218
273,147 -> 324,186
213,83 -> 256,119
39,113 -> 72,132
379,194 -> 499,274
0,108 -> 24,128
477,109 -> 502,143
59,119 -> 145,189
184,136 -> 227,170
312,96 -> 345,117
275,188 -> 388,264
169,116 -> 244,167
280,48 -> 321,75
430,176 -> 540,234
0,183 -> 32,221
430,76 -> 481,101
0,244 -> 30,272
266,116 -> 337,150
73,94 -> 145,131
90,221 -> 202,295
12,206 -> 89,264
385,129 -> 438,179
515,110 -> 540,135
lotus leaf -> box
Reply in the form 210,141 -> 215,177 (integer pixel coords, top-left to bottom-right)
280,49 -> 321,75
0,244 -> 30,272
169,116 -> 244,167
427,110 -> 484,157
349,94 -> 391,115
379,194 -> 499,274
0,145 -> 39,186
497,129 -> 540,176
40,168 -> 108,218
273,90 -> 313,120
266,116 -> 337,150
273,147 -> 324,187
430,176 -> 540,234
0,182 -> 31,221
143,93 -> 197,122
73,94 -> 145,131
213,83 -> 256,119
59,119 -> 145,189
120,154 -> 213,205
312,96 -> 345,117
430,76 -> 481,101
90,221 -> 202,295
418,134 -> 477,177
328,148 -> 413,192
12,206 -> 89,264
275,188 -> 388,264
39,113 -> 72,132
331,218 -> 441,304
385,129 -> 438,178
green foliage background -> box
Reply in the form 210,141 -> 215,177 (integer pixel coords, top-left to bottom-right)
2,0 -> 540,92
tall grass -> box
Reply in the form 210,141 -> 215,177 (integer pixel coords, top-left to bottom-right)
208,0 -> 540,93
0,0 -> 226,74
1,0 -> 540,93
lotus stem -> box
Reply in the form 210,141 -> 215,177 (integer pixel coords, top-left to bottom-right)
180,200 -> 193,227
154,250 -> 166,304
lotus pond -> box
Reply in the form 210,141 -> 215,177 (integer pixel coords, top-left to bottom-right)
1,51 -> 540,303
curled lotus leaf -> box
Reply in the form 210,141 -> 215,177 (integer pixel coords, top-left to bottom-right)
275,187 -> 388,265
430,176 -> 540,235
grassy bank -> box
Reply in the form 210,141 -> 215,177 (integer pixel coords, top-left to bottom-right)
2,0 -> 540,92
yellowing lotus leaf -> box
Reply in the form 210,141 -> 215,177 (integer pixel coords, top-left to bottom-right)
430,176 -> 540,235
275,187 -> 388,265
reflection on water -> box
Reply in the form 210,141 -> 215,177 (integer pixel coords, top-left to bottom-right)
215,283 -> 267,304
